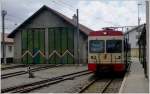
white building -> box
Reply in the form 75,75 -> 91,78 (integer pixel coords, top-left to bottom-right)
1,33 -> 14,63
124,24 -> 145,58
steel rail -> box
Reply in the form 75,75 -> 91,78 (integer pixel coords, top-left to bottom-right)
2,70 -> 91,93
1,71 -> 27,79
79,79 -> 113,93
1,65 -> 61,79
101,79 -> 113,93
1,64 -> 27,70
79,79 -> 97,93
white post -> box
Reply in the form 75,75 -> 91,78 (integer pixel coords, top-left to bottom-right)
146,0 -> 149,79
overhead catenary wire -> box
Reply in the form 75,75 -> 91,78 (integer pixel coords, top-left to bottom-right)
5,0 -> 118,31
53,0 -> 74,10
4,0 -> 134,32
50,0 -> 121,29
51,0 -> 75,12
6,14 -> 26,21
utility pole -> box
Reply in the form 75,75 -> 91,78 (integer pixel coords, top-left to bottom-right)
1,10 -> 7,64
146,0 -> 149,79
76,9 -> 80,65
137,3 -> 142,35
138,3 -> 142,27
137,3 -> 142,61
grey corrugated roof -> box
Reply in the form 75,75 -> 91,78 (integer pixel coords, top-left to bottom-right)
8,5 -> 93,38
1,33 -> 14,43
124,24 -> 145,35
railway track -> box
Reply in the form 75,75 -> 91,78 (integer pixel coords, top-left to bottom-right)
79,78 -> 120,93
2,70 -> 91,93
1,64 -> 28,70
1,65 -> 61,79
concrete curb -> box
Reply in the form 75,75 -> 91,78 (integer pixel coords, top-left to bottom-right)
119,71 -> 130,93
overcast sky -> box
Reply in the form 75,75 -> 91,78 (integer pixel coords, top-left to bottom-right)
0,0 -> 146,33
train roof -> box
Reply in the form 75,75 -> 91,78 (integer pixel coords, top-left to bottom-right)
89,29 -> 123,36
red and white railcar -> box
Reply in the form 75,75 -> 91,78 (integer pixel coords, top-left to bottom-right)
88,28 -> 127,75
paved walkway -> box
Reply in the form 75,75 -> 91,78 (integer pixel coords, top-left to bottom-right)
119,58 -> 149,93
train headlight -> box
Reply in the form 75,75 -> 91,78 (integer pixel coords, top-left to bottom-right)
91,56 -> 97,59
103,32 -> 107,35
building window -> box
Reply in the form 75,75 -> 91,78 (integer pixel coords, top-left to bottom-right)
8,46 -> 12,52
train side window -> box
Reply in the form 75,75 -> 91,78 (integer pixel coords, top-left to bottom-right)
89,40 -> 105,53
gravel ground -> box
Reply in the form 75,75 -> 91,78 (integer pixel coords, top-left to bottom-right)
33,65 -> 87,79
1,67 -> 28,75
1,65 -> 87,89
30,73 -> 94,93
1,64 -> 22,68
2,65 -> 56,75
1,65 -> 38,74
83,79 -> 110,93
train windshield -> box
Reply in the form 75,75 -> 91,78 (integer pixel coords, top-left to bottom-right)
106,40 -> 122,53
89,40 -> 105,53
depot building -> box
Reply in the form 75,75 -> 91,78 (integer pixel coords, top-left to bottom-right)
8,5 -> 93,64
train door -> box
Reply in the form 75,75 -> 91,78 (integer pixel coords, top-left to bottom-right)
124,38 -> 131,71
99,40 -> 111,64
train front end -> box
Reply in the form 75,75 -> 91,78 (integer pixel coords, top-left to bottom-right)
88,29 -> 125,75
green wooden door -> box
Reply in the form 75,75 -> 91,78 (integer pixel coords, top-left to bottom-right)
48,27 -> 74,64
21,29 -> 45,64
21,27 -> 74,64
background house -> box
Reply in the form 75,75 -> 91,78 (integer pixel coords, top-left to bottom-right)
1,33 -> 14,63
124,24 -> 145,58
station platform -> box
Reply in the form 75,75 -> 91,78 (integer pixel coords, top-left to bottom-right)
119,58 -> 149,93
